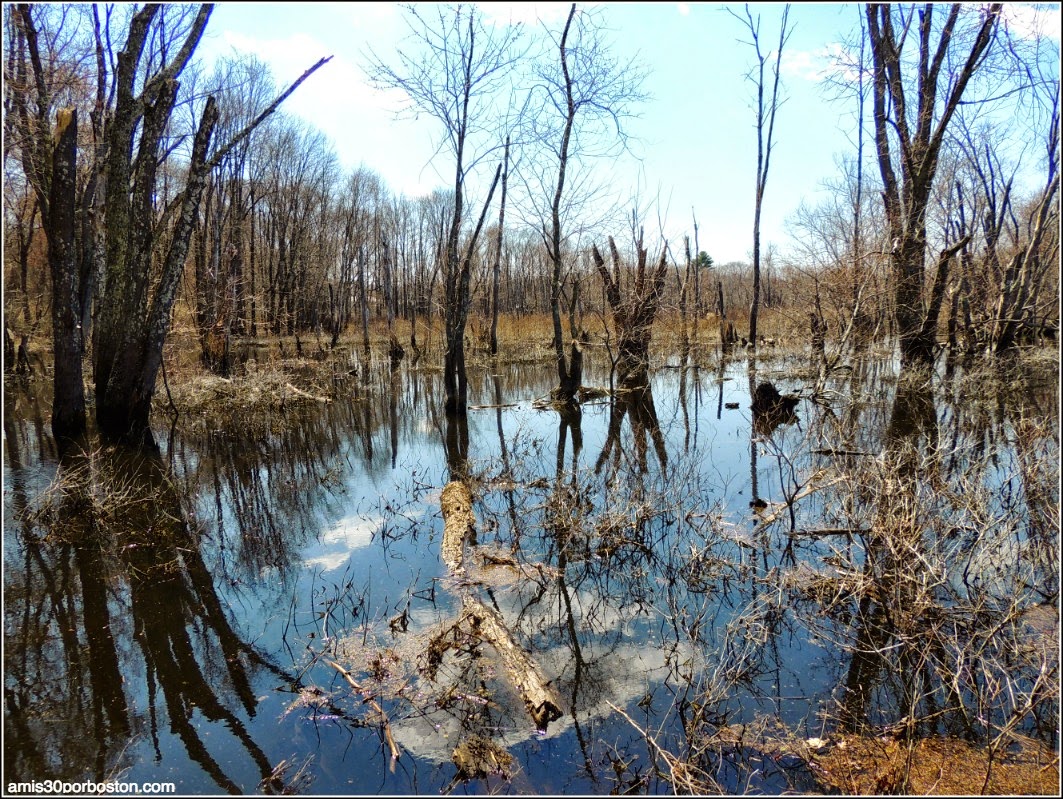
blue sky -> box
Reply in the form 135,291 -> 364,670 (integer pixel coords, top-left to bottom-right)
196,2 -> 1061,265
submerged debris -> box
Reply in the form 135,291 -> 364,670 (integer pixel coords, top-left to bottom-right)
452,735 -> 514,780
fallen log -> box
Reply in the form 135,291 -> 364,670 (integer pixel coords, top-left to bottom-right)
440,481 -> 475,573
754,472 -> 845,527
438,480 -> 564,731
787,527 -> 869,539
460,596 -> 564,731
284,382 -> 330,403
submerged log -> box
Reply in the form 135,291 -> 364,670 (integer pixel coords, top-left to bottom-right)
438,480 -> 564,731
284,382 -> 330,403
452,734 -> 513,780
752,381 -> 801,436
751,381 -> 799,415
460,597 -> 563,731
325,658 -> 401,761
440,481 -> 474,572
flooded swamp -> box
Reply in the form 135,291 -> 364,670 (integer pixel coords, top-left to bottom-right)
3,347 -> 1059,794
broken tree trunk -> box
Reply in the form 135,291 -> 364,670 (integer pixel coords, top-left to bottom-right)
591,236 -> 668,385
325,658 -> 402,760
459,597 -> 563,730
717,279 -> 739,353
440,481 -> 475,574
438,479 -> 564,731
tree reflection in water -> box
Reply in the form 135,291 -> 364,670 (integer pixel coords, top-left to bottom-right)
790,361 -> 1059,789
5,442 -> 280,792
3,352 -> 1057,794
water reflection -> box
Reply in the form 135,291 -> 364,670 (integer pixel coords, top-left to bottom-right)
811,362 -> 1059,755
836,367 -> 940,736
3,444 -> 285,792
595,377 -> 667,476
3,351 -> 1057,793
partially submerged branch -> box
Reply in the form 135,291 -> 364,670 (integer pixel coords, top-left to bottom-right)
325,657 -> 402,761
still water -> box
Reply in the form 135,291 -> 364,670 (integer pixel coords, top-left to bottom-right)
3,351 -> 1058,794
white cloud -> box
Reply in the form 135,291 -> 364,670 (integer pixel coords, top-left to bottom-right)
1001,3 -> 1062,42
782,43 -> 862,84
326,1 -> 400,28
207,27 -> 437,185
303,514 -> 379,572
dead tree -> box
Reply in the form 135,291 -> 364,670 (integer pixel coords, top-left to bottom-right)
866,3 -> 1004,365
488,135 -> 510,357
677,237 -> 692,362
3,328 -> 15,372
16,334 -> 33,375
366,4 -> 521,415
536,3 -> 648,404
10,4 -> 331,446
716,279 -> 739,352
8,6 -> 87,444
811,278 -> 827,362
731,3 -> 792,352
591,235 -> 668,386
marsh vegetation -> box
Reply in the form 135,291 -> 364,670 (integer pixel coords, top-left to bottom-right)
4,323 -> 1059,794
3,2 -> 1060,794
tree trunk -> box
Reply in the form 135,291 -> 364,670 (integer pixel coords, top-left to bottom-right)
249,183 -> 258,336
18,198 -> 38,326
95,96 -> 219,445
678,237 -> 691,362
444,164 -> 501,414
866,3 -> 1002,365
740,4 -> 789,351
489,136 -> 509,357
990,172 -> 1060,353
48,108 -> 86,446
357,246 -> 370,359
548,4 -> 581,404
592,237 -> 668,387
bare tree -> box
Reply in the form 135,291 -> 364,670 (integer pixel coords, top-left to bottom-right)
731,3 -> 792,352
6,4 -> 97,444
488,134 -> 510,357
529,2 -> 648,404
366,3 -> 522,414
194,53 -> 277,374
7,3 -> 331,446
865,3 -> 1003,365
819,8 -> 879,351
591,233 -> 669,387
948,92 -> 1060,353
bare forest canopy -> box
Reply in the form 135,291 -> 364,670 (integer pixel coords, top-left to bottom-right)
2,3 -> 1059,442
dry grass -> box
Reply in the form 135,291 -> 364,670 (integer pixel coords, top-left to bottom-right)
617,711 -> 1060,795
156,325 -> 342,413
159,367 -> 333,414
153,309 -> 769,417
811,732 -> 1060,795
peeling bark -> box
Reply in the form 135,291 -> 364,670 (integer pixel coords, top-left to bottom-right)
440,481 -> 475,573
459,597 -> 564,730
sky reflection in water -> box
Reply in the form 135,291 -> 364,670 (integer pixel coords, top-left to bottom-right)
3,353 -> 1057,794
